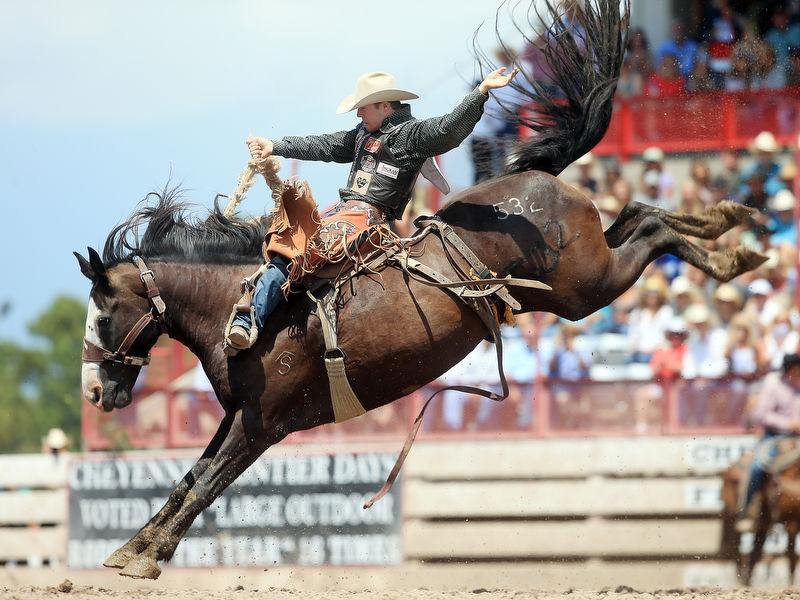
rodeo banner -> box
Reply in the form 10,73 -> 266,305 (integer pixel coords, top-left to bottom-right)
67,451 -> 401,568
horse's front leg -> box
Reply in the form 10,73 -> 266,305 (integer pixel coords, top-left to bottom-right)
104,412 -> 235,570
119,407 -> 281,579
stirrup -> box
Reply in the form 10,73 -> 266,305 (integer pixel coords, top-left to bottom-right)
222,304 -> 259,356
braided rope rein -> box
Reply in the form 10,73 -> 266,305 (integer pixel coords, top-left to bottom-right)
223,155 -> 284,218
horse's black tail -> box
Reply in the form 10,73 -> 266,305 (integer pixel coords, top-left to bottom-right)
475,0 -> 629,177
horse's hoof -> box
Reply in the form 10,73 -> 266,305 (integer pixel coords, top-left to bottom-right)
103,547 -> 136,569
119,556 -> 161,579
718,200 -> 754,222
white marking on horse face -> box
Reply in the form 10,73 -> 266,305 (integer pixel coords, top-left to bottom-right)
82,297 -> 103,402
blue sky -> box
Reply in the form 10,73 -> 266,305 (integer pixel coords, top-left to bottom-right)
0,1 -> 536,341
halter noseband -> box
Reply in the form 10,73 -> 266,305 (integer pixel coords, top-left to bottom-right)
81,256 -> 167,367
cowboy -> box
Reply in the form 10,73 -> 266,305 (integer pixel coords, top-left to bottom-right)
225,68 -> 519,352
737,353 -> 800,532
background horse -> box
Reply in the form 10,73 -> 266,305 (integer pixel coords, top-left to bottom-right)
720,451 -> 800,585
75,0 -> 765,579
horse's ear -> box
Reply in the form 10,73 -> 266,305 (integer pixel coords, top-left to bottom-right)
87,247 -> 107,278
74,251 -> 95,281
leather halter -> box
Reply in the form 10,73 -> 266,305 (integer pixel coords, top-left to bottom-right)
81,256 -> 167,367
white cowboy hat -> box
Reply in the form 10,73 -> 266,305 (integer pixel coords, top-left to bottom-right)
335,72 -> 419,115
642,146 -> 664,163
751,131 -> 779,153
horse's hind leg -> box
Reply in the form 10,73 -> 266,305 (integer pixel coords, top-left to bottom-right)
595,216 -> 766,309
103,412 -> 235,570
604,200 -> 754,248
118,408 -> 280,579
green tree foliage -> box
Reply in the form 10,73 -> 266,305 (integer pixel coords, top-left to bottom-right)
0,296 -> 85,453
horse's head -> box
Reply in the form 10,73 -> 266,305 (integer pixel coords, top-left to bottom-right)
74,248 -> 165,412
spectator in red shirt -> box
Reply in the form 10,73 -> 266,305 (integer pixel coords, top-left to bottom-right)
644,54 -> 686,97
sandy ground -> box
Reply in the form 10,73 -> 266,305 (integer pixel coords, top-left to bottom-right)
4,584 -> 800,600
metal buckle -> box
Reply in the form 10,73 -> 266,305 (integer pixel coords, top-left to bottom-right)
139,269 -> 155,284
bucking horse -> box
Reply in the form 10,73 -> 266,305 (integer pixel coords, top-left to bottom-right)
75,0 -> 766,579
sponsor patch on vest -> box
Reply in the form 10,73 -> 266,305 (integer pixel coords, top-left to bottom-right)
376,162 -> 400,179
351,170 -> 373,194
360,154 -> 376,173
364,138 -> 381,153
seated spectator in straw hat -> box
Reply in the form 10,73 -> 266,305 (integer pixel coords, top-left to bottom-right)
628,277 -> 674,364
768,190 -> 797,247
549,321 -> 593,429
680,303 -> 728,426
724,314 -> 764,424
640,146 -> 676,203
744,278 -> 780,328
670,276 -> 703,318
740,131 -> 786,198
714,283 -> 744,326
636,169 -> 676,211
573,152 -> 598,194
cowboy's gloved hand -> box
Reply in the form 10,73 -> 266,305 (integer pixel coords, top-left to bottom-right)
478,66 -> 520,94
246,136 -> 274,160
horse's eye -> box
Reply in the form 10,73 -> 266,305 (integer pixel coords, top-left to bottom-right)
97,316 -> 111,328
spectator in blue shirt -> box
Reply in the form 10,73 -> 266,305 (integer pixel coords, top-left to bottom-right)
739,131 -> 786,201
658,19 -> 699,78
764,9 -> 800,80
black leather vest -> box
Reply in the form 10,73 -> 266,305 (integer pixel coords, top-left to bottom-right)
343,125 -> 419,221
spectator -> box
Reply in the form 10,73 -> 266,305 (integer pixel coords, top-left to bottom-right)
704,0 -> 742,84
658,19 -> 699,78
768,189 -> 797,247
724,314 -> 766,424
787,47 -> 800,86
764,9 -> 800,82
636,169 -> 676,211
690,158 -> 715,205
42,428 -> 69,458
549,322 -> 593,428
601,158 -> 623,195
765,311 -> 800,370
686,54 -> 718,92
594,195 -> 622,229
779,162 -> 797,192
671,276 -> 704,317
681,303 -> 728,425
573,152 -> 598,194
644,53 -> 686,97
634,316 -> 690,433
741,131 -> 786,198
729,23 -> 774,90
641,146 -> 676,203
679,179 -> 704,214
628,277 -> 674,363
744,278 -> 779,328
718,150 -> 741,194
470,48 -> 525,183
725,53 -> 757,91
714,283 -> 744,324
611,178 -> 634,206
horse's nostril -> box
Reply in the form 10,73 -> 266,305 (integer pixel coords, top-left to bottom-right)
91,385 -> 103,407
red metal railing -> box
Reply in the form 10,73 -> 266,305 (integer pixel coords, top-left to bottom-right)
520,89 -> 800,159
82,370 -> 760,450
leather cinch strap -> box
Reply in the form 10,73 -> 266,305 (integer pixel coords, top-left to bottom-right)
81,256 -> 167,367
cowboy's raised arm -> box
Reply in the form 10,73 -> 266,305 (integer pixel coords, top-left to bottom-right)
402,67 -> 520,160
247,127 -> 359,163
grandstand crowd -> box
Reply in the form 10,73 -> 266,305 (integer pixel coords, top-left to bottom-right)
619,1 -> 800,96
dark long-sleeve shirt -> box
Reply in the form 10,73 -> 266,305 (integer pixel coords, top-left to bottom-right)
271,89 -> 488,202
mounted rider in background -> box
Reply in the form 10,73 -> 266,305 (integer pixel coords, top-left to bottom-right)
224,68 -> 519,354
737,353 -> 800,532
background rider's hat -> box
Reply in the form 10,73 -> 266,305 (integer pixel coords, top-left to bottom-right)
642,146 -> 664,163
336,72 -> 419,114
45,427 -> 68,450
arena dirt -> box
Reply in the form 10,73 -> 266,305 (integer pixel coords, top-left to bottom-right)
4,586 -> 800,600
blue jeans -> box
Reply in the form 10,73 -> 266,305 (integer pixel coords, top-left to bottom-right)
232,255 -> 289,331
742,431 -> 785,511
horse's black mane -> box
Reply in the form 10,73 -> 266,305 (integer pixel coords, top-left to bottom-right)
102,187 -> 269,267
